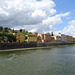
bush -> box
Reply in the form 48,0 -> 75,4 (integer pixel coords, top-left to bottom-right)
0,37 -> 2,42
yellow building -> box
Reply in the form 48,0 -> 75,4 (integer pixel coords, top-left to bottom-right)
13,33 -> 25,42
73,38 -> 75,42
65,35 -> 73,43
25,34 -> 37,42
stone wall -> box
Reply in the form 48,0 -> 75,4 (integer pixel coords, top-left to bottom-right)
0,42 -> 75,50
0,42 -> 37,50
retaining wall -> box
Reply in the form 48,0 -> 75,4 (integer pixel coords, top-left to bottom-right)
0,42 -> 75,50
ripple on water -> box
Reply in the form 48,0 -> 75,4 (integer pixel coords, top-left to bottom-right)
0,46 -> 75,75
6,54 -> 16,60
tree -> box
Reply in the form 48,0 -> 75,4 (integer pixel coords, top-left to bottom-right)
3,27 -> 9,32
0,26 -> 3,31
51,32 -> 54,36
0,27 -> 16,42
28,32 -> 32,34
12,29 -> 14,33
7,33 -> 16,42
19,29 -> 22,32
25,36 -> 28,40
12,35 -> 16,42
0,37 -> 2,42
8,37 -> 12,42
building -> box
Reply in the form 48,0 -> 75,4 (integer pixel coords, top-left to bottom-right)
65,35 -> 73,43
52,35 -> 61,43
57,33 -> 67,42
25,34 -> 37,42
38,33 -> 53,42
50,36 -> 55,43
13,33 -> 25,42
37,36 -> 41,42
9,29 -> 25,42
73,38 -> 75,42
38,33 -> 44,42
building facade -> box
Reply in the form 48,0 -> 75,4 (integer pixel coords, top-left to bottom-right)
13,33 -> 25,42
25,34 -> 37,42
73,38 -> 75,42
58,34 -> 67,42
38,33 -> 53,42
52,36 -> 61,43
65,35 -> 73,43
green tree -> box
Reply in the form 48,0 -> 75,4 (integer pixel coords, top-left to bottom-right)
28,32 -> 32,34
19,29 -> 22,32
3,27 -> 9,32
0,28 -> 16,42
12,29 -> 14,33
12,35 -> 16,42
25,36 -> 28,40
0,26 -> 3,31
51,32 -> 54,36
8,37 -> 12,42
7,33 -> 16,42
0,37 -> 2,42
7,33 -> 13,42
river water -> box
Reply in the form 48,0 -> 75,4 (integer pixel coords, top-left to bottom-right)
0,46 -> 75,75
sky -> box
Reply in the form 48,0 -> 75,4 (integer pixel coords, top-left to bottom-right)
0,0 -> 75,37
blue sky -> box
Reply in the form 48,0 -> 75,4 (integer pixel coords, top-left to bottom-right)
53,0 -> 75,30
0,0 -> 75,36
53,0 -> 75,13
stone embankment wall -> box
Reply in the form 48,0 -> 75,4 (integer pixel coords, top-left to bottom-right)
37,42 -> 75,47
0,42 -> 75,50
0,42 -> 37,50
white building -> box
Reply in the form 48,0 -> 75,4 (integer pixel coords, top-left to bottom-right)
58,33 -> 67,42
52,36 -> 61,43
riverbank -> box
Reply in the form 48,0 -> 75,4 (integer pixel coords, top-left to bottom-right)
0,44 -> 71,52
65,44 -> 75,46
0,42 -> 75,51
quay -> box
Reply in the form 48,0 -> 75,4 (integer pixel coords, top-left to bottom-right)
0,42 -> 75,51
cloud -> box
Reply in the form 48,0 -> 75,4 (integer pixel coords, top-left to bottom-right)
16,12 -> 70,33
0,0 -> 56,27
31,10 -> 46,18
0,0 -> 70,33
54,20 -> 75,37
29,29 -> 38,32
58,12 -> 70,17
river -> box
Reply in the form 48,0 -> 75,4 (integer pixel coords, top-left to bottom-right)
0,46 -> 75,75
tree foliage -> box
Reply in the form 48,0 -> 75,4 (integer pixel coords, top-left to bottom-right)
0,26 -> 3,31
19,29 -> 22,32
51,32 -> 54,36
28,32 -> 32,34
0,32 -> 16,42
25,36 -> 28,40
3,27 -> 9,32
0,37 -> 3,42
7,33 -> 16,42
